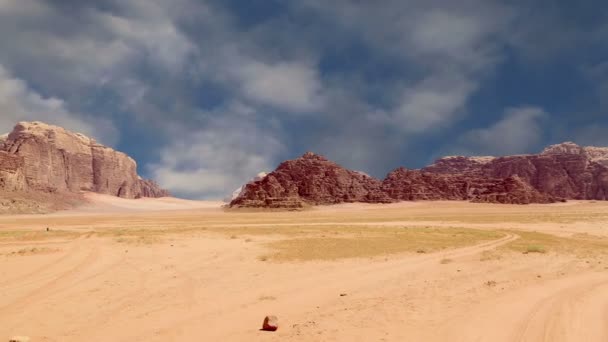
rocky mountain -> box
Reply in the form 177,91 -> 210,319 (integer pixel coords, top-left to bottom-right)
425,142 -> 608,200
379,168 -> 556,204
230,152 -> 392,208
0,121 -> 168,201
225,172 -> 269,203
230,142 -> 608,208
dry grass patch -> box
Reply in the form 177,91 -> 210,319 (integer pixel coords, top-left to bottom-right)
503,230 -> 608,258
262,227 -> 503,262
115,235 -> 165,245
0,230 -> 82,242
4,247 -> 60,256
480,250 -> 502,261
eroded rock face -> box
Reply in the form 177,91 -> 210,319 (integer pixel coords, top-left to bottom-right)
425,142 -> 608,200
380,168 -> 557,204
230,152 -> 393,208
231,143 -> 608,208
225,172 -> 268,203
0,151 -> 26,191
470,176 -> 558,204
0,121 -> 168,199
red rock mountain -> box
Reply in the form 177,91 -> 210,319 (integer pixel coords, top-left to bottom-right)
0,121 -> 168,199
230,152 -> 392,208
231,142 -> 608,208
379,168 -> 556,204
424,142 -> 608,200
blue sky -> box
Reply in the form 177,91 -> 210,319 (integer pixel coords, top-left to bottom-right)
0,0 -> 607,199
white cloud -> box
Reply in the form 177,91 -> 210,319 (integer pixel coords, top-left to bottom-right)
0,64 -> 117,144
0,0 -> 49,16
452,106 -> 547,156
97,5 -> 194,72
0,0 -> 196,96
233,60 -> 323,112
393,71 -> 476,132
299,1 -> 511,134
149,104 -> 285,199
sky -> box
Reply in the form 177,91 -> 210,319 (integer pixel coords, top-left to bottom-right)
0,0 -> 607,199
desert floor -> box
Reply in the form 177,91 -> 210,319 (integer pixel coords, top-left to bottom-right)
1,196 -> 608,341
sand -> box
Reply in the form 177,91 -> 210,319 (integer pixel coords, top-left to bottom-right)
1,198 -> 608,341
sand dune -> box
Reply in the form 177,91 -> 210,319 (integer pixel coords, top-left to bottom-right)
73,193 -> 224,213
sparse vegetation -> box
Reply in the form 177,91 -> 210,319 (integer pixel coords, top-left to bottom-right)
4,247 -> 59,256
502,230 -> 608,258
480,250 -> 502,261
523,245 -> 546,254
262,227 -> 503,262
115,236 -> 164,244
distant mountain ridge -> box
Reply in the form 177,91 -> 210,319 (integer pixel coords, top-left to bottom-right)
231,142 -> 608,208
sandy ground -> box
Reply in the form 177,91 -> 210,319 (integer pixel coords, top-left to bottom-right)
1,198 -> 608,341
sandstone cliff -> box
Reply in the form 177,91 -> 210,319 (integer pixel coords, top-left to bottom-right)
424,142 -> 608,200
379,168 -> 556,204
0,151 -> 26,192
0,121 -> 168,200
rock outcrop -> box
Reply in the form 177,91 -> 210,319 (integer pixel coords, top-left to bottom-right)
0,151 -> 27,192
380,168 -> 557,204
231,142 -> 608,208
225,172 -> 268,203
0,121 -> 168,200
424,142 -> 608,200
230,152 -> 393,208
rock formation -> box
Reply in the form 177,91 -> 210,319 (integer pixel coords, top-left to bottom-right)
231,142 -> 608,208
380,168 -> 557,204
424,142 -> 608,200
0,151 -> 26,192
224,172 -> 269,203
0,121 -> 168,201
230,152 -> 392,208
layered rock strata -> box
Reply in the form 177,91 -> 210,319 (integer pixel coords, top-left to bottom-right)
0,121 -> 168,199
231,143 -> 608,208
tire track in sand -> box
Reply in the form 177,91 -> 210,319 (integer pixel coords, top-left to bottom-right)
437,271 -> 608,342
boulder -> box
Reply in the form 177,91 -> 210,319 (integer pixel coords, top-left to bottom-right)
9,337 -> 30,342
262,315 -> 279,331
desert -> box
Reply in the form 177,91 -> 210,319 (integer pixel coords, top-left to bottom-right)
2,122 -> 608,341
2,1 -> 607,340
1,197 -> 608,341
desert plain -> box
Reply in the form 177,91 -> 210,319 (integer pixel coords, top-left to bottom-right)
1,195 -> 608,341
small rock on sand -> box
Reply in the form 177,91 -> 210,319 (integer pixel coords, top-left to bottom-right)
263,315 -> 279,331
10,336 -> 30,342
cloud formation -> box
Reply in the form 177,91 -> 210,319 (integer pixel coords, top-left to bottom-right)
0,65 -> 116,143
148,102 -> 285,199
0,0 -> 606,198
453,106 -> 547,156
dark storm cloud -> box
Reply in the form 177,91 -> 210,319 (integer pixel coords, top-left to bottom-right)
0,0 -> 606,198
